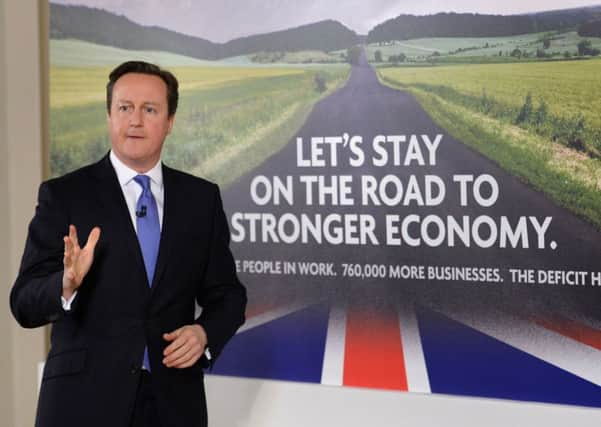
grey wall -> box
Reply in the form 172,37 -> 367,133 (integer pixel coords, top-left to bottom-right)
1,1 -> 46,426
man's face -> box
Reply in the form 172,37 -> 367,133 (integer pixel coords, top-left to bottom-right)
107,72 -> 174,172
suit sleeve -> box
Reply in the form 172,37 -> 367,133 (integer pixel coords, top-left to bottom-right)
195,184 -> 247,364
10,181 -> 68,328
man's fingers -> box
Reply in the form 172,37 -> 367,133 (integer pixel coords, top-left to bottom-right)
163,335 -> 186,356
63,237 -> 71,257
163,328 -> 185,355
69,224 -> 79,248
84,227 -> 101,250
165,350 -> 198,368
63,235 -> 77,270
64,235 -> 73,254
163,337 -> 202,367
163,342 -> 190,365
161,325 -> 205,368
163,328 -> 182,342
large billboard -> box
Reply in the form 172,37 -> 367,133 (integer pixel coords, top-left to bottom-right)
49,0 -> 601,407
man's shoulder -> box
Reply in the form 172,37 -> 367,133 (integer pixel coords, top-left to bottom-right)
163,164 -> 219,193
43,157 -> 106,190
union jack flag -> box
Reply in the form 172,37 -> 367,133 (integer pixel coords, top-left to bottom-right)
211,294 -> 601,408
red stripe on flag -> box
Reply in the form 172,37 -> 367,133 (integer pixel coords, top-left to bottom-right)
343,309 -> 408,390
532,315 -> 601,351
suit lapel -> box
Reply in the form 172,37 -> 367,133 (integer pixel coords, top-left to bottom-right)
92,154 -> 150,295
150,164 -> 176,292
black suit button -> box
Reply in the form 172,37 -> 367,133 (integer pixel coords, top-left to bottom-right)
130,365 -> 139,375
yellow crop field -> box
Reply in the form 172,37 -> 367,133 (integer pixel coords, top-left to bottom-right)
50,66 -> 304,109
50,67 -> 113,108
379,59 -> 601,128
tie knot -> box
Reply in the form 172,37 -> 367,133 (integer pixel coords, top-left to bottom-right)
134,175 -> 152,192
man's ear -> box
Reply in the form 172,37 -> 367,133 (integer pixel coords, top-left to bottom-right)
167,115 -> 175,134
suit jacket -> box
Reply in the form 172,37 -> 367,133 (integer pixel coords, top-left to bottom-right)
10,154 -> 247,427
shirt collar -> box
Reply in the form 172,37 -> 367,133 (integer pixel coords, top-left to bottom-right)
109,150 -> 163,189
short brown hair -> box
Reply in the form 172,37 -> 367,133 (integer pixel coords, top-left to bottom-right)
106,61 -> 179,116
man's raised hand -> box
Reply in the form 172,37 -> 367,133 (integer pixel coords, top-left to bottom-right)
62,224 -> 101,299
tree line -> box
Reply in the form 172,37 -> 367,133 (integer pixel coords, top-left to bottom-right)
367,10 -> 601,43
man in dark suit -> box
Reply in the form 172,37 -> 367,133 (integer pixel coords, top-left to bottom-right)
10,61 -> 247,427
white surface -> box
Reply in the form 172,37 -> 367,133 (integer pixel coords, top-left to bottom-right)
320,305 -> 347,386
398,304 -> 431,393
205,375 -> 601,427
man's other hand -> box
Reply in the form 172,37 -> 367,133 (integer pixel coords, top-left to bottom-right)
162,324 -> 207,368
62,224 -> 101,299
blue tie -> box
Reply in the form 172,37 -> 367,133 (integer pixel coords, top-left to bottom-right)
134,175 -> 160,284
134,174 -> 160,371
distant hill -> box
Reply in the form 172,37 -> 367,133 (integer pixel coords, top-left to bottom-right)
50,3 -> 358,60
367,7 -> 601,42
217,21 -> 358,57
50,4 -> 219,59
578,19 -> 601,37
530,6 -> 601,30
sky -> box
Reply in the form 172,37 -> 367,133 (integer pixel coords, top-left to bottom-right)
51,0 -> 598,42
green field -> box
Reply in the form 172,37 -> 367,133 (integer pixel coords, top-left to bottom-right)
378,59 -> 601,228
365,31 -> 601,62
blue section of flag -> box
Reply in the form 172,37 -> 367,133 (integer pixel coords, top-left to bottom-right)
417,307 -> 601,407
211,304 -> 329,383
